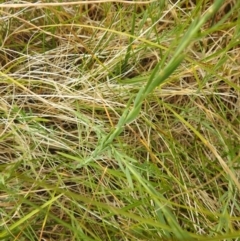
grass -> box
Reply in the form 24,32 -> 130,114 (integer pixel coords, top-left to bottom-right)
0,0 -> 240,240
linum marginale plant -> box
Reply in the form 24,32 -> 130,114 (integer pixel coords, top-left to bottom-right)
0,0 -> 240,240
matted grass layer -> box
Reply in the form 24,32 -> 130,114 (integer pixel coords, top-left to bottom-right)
0,0 -> 239,240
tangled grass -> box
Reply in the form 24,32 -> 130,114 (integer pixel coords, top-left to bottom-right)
0,0 -> 240,240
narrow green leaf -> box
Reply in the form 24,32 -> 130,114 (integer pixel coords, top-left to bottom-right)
0,194 -> 63,238
145,54 -> 185,95
125,103 -> 142,124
